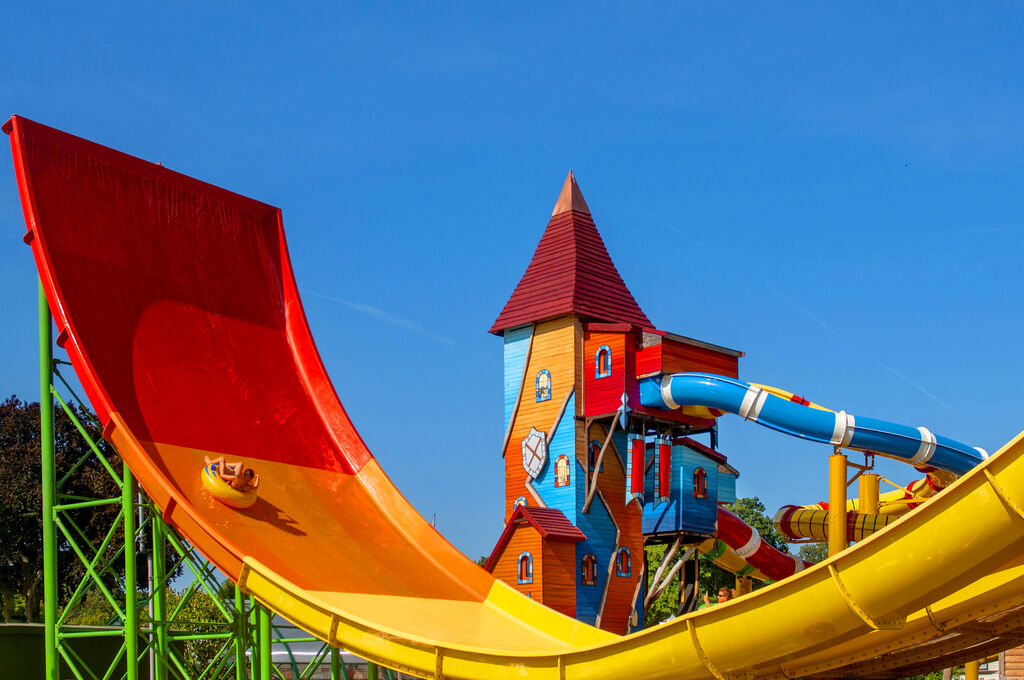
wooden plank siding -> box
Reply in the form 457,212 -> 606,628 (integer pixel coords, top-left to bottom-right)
636,336 -> 739,379
584,420 -> 644,634
542,540 -> 577,618
583,329 -> 640,418
503,316 -> 578,522
491,525 -> 543,601
1005,646 -> 1024,680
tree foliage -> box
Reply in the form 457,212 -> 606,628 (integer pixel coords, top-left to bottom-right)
0,396 -> 122,622
798,541 -> 828,564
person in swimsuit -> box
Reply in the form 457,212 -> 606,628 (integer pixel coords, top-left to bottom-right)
205,456 -> 260,491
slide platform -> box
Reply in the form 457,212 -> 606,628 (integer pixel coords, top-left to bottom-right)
10,115 -> 1024,679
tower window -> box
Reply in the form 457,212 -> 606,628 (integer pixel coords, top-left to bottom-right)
517,552 -> 533,585
693,467 -> 708,499
595,345 -> 612,378
588,441 -> 605,473
581,553 -> 597,586
554,454 -> 570,487
535,369 -> 552,402
616,547 -> 631,577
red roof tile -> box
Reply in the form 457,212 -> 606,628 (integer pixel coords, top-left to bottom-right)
483,505 -> 586,572
489,172 -> 652,334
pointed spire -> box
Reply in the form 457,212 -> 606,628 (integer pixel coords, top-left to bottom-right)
489,173 -> 650,334
551,171 -> 590,216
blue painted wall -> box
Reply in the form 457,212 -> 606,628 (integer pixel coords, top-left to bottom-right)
641,441 -> 720,535
503,325 -> 532,434
679,446 -> 718,534
575,494 -> 616,625
534,393 -> 578,524
718,470 -> 737,505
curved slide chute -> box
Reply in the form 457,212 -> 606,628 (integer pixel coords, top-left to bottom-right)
10,115 -> 1024,680
641,373 -> 984,475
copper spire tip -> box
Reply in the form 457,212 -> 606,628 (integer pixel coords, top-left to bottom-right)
551,171 -> 591,216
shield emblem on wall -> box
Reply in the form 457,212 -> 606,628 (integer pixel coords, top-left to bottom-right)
521,427 -> 547,479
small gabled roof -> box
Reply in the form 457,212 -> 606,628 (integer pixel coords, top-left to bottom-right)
676,436 -> 729,465
489,172 -> 652,334
483,506 -> 587,572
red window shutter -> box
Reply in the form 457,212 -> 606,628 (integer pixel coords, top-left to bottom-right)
631,438 -> 644,496
658,442 -> 671,499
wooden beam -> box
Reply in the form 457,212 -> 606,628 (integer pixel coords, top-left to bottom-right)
582,413 -> 620,514
593,487 -> 621,629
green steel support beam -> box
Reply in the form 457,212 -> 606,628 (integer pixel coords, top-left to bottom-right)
250,599 -> 259,680
259,603 -> 272,680
235,586 -> 247,680
368,662 -> 379,680
152,510 -> 169,680
40,280 -> 59,680
330,648 -> 341,680
123,466 -> 138,680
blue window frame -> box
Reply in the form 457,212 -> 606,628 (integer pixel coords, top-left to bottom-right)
616,547 -> 631,577
513,496 -> 527,509
536,369 -> 552,402
517,551 -> 533,584
595,345 -> 612,378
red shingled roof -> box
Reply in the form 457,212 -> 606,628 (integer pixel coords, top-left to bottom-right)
489,172 -> 652,334
483,505 -> 587,572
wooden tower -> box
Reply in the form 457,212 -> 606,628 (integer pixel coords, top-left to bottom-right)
484,172 -> 743,634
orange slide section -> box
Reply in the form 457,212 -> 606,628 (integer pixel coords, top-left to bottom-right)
11,115 -> 1024,680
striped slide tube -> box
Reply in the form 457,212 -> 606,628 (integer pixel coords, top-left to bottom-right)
639,373 -> 984,476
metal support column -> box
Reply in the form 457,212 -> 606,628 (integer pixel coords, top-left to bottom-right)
859,473 -> 880,515
235,586 -> 247,680
152,512 -> 169,680
828,451 -> 849,557
123,466 -> 139,680
259,602 -> 272,680
39,281 -> 58,680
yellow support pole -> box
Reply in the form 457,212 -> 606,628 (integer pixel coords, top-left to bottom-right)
966,660 -> 979,680
859,473 -> 880,515
736,576 -> 752,596
829,451 -> 849,557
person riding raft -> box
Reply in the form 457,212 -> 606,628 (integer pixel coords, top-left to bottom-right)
203,455 -> 260,508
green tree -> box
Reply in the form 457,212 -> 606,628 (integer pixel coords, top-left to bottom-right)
0,396 -> 121,622
166,588 -> 235,678
798,542 -> 828,564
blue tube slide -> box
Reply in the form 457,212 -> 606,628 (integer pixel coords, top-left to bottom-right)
639,373 -> 983,476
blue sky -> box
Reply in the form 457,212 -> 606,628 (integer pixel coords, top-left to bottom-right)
2,4 -> 1023,561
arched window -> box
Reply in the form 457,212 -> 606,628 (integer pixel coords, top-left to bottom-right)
693,467 -> 708,499
595,345 -> 612,378
517,552 -> 533,584
554,455 -> 570,487
535,369 -> 551,402
616,547 -> 631,577
513,496 -> 527,510
588,441 -> 605,473
581,553 -> 597,586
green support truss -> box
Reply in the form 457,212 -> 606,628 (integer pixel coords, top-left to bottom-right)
37,280 -> 373,680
